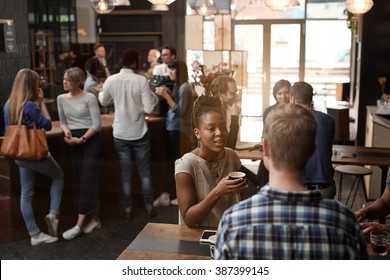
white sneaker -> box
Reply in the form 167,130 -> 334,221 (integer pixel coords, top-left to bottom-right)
153,192 -> 170,207
45,214 -> 59,237
31,232 -> 58,246
62,225 -> 82,240
83,219 -> 101,234
170,198 -> 178,205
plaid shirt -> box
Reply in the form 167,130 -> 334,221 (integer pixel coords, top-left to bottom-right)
215,185 -> 369,260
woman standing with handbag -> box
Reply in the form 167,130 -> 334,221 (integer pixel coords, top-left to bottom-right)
57,67 -> 102,240
3,68 -> 64,246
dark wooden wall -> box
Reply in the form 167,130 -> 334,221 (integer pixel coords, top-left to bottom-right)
0,1 -> 30,135
356,2 -> 390,145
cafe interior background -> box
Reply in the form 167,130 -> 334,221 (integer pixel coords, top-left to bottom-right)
0,0 -> 388,145
0,0 -> 389,244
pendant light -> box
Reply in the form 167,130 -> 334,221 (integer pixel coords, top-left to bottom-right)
116,0 -> 130,5
346,0 -> 374,15
90,0 -> 116,14
194,0 -> 217,16
148,0 -> 176,11
264,0 -> 292,11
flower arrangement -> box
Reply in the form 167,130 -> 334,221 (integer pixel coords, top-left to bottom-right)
59,51 -> 76,68
191,59 -> 234,94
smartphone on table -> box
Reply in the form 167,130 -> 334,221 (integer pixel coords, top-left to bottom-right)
199,230 -> 217,244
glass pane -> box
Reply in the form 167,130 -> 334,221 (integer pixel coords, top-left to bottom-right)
305,20 -> 351,111
185,15 -> 203,50
235,24 -> 263,143
306,0 -> 347,19
270,24 -> 300,106
235,24 -> 263,114
233,0 -> 305,20
203,20 -> 215,50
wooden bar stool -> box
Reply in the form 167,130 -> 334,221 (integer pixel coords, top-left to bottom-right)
335,165 -> 372,208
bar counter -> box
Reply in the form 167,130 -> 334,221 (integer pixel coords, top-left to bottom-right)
0,113 -> 167,243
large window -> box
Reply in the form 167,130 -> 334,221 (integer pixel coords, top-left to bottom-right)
186,0 -> 351,144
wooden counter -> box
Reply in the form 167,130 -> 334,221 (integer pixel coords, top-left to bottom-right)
0,114 -> 167,243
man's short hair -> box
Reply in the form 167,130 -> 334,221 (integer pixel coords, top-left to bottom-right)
207,75 -> 236,97
263,103 -> 317,171
85,57 -> 99,76
161,44 -> 177,57
121,49 -> 140,70
93,43 -> 104,53
290,81 -> 314,105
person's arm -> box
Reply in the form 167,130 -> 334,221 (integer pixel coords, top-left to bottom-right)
155,85 -> 175,109
56,95 -> 72,138
175,173 -> 247,228
87,94 -> 101,133
141,78 -> 155,114
99,79 -> 113,107
355,188 -> 390,222
29,89 -> 52,130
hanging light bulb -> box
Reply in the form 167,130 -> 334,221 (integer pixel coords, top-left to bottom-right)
90,0 -> 116,14
148,0 -> 176,11
264,0 -> 293,11
346,0 -> 374,15
194,0 -> 217,16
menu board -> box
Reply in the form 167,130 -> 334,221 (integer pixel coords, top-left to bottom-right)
0,19 -> 16,53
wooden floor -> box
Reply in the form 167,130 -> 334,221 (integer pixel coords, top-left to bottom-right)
0,173 -> 367,260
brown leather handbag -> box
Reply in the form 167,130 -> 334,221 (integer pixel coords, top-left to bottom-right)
1,107 -> 48,161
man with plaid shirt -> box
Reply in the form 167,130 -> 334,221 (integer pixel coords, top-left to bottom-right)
215,104 -> 368,260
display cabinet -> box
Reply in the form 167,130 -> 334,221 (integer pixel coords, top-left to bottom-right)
30,30 -> 54,87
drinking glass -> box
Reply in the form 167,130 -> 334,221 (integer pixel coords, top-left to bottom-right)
370,230 -> 390,256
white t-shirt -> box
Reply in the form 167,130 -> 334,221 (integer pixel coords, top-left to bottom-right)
152,63 -> 171,76
99,68 -> 157,141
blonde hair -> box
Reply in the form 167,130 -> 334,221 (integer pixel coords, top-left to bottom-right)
7,68 -> 39,124
149,49 -> 161,59
263,103 -> 317,171
65,67 -> 85,86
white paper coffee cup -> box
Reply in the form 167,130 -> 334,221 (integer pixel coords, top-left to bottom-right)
228,171 -> 246,180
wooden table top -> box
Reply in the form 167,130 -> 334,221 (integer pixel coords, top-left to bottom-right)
117,223 -> 388,260
117,223 -> 213,260
236,144 -> 390,167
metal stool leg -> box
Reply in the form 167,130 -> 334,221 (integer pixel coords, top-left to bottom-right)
350,176 -> 362,209
338,172 -> 343,201
345,176 -> 359,207
360,176 -> 368,202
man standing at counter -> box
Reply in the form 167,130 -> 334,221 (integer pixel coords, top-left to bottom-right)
99,49 -> 157,220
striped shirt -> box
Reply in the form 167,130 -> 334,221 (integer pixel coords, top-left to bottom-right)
215,185 -> 368,260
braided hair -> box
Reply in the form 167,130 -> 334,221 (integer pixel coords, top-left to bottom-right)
191,95 -> 224,149
191,95 -> 223,130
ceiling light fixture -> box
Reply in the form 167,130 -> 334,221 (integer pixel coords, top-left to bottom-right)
115,0 -> 131,5
90,0 -> 116,14
148,0 -> 176,11
346,0 -> 374,15
264,0 -> 292,11
194,0 -> 217,16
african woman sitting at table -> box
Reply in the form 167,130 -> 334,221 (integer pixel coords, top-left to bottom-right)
175,95 -> 247,228
355,167 -> 390,234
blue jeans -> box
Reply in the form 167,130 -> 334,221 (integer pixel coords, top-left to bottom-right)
114,131 -> 153,213
15,153 -> 64,237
